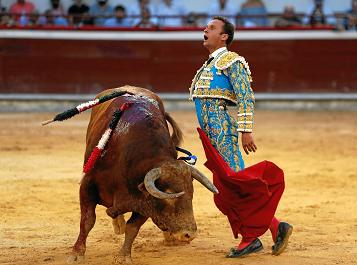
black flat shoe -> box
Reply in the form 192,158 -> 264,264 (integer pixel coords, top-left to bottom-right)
226,238 -> 263,258
272,222 -> 293,256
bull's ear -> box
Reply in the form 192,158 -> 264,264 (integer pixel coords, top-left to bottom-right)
138,182 -> 150,197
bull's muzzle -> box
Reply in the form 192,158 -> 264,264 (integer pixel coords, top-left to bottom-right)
163,231 -> 197,245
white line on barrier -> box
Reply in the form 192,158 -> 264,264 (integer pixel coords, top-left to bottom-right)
1,30 -> 357,41
1,93 -> 357,101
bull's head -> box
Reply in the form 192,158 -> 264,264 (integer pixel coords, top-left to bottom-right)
138,161 -> 218,244
144,163 -> 218,199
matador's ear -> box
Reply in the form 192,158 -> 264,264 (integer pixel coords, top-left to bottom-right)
221,33 -> 229,43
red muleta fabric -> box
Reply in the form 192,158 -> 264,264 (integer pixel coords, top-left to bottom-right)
197,128 -> 285,239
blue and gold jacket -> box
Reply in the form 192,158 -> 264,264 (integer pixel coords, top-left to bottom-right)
189,48 -> 255,132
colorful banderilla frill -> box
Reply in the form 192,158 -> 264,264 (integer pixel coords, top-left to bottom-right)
80,102 -> 133,182
41,90 -> 131,126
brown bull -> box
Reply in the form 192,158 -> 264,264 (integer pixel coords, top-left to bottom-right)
68,86 -> 217,264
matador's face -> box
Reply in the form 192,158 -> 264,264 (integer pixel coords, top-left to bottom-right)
203,19 -> 228,53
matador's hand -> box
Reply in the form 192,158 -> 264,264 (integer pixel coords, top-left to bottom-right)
241,132 -> 257,155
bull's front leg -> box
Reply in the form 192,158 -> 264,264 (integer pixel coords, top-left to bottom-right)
112,215 -> 126,235
106,197 -> 126,235
113,212 -> 148,265
68,180 -> 97,262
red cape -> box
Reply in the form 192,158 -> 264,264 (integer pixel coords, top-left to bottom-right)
197,128 -> 285,239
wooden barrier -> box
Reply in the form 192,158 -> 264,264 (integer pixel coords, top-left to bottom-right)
1,29 -> 356,94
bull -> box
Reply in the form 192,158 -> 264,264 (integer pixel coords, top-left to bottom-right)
68,86 -> 218,264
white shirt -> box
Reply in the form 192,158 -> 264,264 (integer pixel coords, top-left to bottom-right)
210,47 -> 227,59
127,2 -> 157,26
155,0 -> 187,27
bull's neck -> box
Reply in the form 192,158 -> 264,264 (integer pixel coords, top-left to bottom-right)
127,196 -> 156,218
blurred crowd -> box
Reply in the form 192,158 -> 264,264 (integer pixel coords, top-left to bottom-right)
0,0 -> 356,30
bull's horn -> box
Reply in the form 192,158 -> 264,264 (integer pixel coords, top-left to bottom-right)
190,166 -> 219,194
144,168 -> 185,199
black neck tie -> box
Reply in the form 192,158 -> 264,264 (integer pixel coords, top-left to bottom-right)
206,57 -> 214,65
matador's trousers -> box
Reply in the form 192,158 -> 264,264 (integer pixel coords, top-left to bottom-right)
194,98 -> 244,172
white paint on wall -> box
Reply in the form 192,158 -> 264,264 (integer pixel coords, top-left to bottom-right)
2,29 -> 357,40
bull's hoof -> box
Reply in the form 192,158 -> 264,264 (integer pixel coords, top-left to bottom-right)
112,215 -> 126,235
67,254 -> 84,263
113,254 -> 132,265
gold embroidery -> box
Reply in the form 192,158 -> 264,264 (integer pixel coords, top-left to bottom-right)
189,63 -> 206,98
238,105 -> 253,114
238,115 -> 253,122
241,82 -> 246,91
200,71 -> 213,79
238,123 -> 253,131
202,103 -> 209,131
215,51 -> 253,83
193,87 -> 238,104
215,52 -> 239,69
195,79 -> 211,88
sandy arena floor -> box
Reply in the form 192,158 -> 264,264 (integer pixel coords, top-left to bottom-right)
1,110 -> 357,265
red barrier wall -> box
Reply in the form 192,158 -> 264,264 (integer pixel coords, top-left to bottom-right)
1,30 -> 356,94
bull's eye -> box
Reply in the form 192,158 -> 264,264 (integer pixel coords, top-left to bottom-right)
155,181 -> 169,191
155,180 -> 169,191
157,183 -> 183,196
164,188 -> 179,195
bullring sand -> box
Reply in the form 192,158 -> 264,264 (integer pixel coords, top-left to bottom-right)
1,110 -> 357,265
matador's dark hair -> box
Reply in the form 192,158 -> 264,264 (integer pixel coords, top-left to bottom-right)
213,16 -> 235,46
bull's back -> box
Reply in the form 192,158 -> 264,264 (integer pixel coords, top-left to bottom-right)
85,90 -> 174,164
90,86 -> 165,121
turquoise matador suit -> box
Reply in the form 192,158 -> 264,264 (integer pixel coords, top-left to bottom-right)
190,46 -> 292,257
190,47 -> 255,172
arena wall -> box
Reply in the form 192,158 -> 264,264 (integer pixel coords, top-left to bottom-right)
1,29 -> 357,95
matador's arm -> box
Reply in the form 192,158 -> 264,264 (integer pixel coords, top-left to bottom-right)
227,61 -> 255,133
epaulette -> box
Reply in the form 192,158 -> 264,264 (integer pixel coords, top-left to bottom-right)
215,51 -> 253,82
